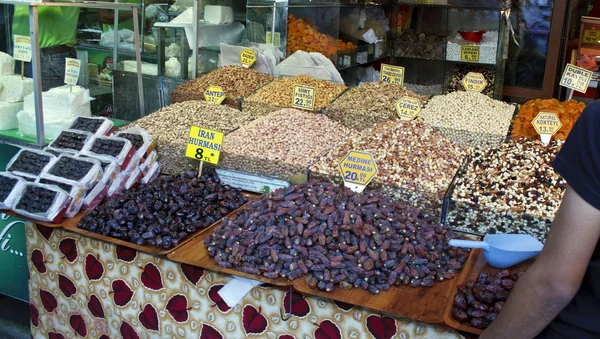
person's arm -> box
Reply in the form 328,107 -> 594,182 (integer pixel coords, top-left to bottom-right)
480,185 -> 600,339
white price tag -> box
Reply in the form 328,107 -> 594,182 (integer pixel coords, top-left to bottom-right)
13,35 -> 31,62
64,58 -> 81,86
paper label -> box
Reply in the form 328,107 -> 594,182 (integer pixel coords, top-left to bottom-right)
583,29 -> 600,44
292,84 -> 315,111
185,126 -> 224,165
13,35 -> 31,62
560,63 -> 593,93
338,150 -> 378,192
64,58 -> 81,86
357,52 -> 368,64
460,45 -> 480,62
344,55 -> 351,67
240,48 -> 256,68
380,64 -> 405,86
461,72 -> 488,93
266,32 -> 281,47
216,168 -> 290,194
204,86 -> 226,105
395,96 -> 422,120
531,111 -> 562,137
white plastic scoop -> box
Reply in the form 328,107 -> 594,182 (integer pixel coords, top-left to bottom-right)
449,234 -> 544,268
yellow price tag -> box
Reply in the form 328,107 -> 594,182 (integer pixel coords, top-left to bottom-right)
13,35 -> 31,62
380,64 -> 405,86
461,45 -> 480,62
461,72 -> 488,93
395,96 -> 422,120
204,86 -> 226,105
240,48 -> 256,68
560,63 -> 593,93
266,32 -> 281,47
583,29 -> 600,44
292,84 -> 315,111
531,111 -> 562,145
185,126 -> 224,165
338,151 -> 378,191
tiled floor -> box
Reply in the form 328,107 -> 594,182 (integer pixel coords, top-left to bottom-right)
0,295 -> 29,339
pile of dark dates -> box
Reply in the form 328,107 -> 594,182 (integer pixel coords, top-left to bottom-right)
8,150 -> 53,176
48,156 -> 94,181
70,117 -> 106,134
78,169 -> 248,249
50,131 -> 89,152
452,268 -> 525,329
16,185 -> 58,214
205,181 -> 469,294
90,138 -> 127,157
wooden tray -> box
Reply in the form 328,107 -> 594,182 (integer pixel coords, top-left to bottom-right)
64,193 -> 258,256
0,210 -> 81,228
167,221 -> 299,287
443,249 -> 536,335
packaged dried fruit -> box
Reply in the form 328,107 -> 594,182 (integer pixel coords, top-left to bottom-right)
140,162 -> 161,185
139,150 -> 157,175
12,182 -> 71,223
124,167 -> 144,190
49,130 -> 93,153
44,154 -> 103,191
82,181 -> 109,212
37,177 -> 85,218
42,146 -> 65,157
68,116 -> 114,136
81,135 -> 135,169
0,172 -> 27,210
6,148 -> 57,179
76,154 -> 121,186
115,125 -> 155,162
106,174 -> 126,198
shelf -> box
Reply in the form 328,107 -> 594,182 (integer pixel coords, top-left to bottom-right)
76,43 -> 158,63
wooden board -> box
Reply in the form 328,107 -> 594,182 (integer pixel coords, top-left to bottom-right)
64,193 -> 258,256
442,249 -> 536,335
1,209 -> 81,228
167,222 -> 299,287
292,245 -> 480,324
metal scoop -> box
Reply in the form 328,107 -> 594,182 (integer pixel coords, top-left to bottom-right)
449,234 -> 544,268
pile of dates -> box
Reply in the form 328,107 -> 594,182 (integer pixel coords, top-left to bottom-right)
205,181 -> 469,294
78,169 -> 248,249
452,268 -> 525,329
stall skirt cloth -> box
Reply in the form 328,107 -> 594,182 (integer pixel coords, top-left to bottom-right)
26,224 -> 464,339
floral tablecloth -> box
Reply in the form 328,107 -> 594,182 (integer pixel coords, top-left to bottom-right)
26,223 -> 463,339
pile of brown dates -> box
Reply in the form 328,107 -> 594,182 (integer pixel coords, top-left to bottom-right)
452,268 -> 525,329
78,169 -> 248,249
205,181 -> 469,294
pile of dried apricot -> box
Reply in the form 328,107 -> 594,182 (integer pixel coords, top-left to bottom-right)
287,14 -> 357,58
511,99 -> 586,141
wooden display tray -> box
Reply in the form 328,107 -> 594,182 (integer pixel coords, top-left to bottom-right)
64,193 -> 258,256
443,249 -> 536,335
1,210 -> 79,228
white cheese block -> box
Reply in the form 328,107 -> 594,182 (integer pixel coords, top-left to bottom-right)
0,76 -> 33,102
23,85 -> 91,120
0,52 -> 15,76
0,101 -> 23,130
17,109 -> 73,140
204,5 -> 233,24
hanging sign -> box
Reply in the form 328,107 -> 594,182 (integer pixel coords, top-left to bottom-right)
292,85 -> 315,111
13,35 -> 31,62
531,112 -> 562,146
185,126 -> 224,165
461,72 -> 488,93
559,63 -> 593,93
380,64 -> 405,86
204,86 -> 226,105
240,48 -> 256,68
460,45 -> 480,62
338,150 -> 378,193
64,58 -> 81,86
395,96 -> 422,120
583,29 -> 600,44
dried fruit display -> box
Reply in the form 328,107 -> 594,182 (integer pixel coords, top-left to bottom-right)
448,139 -> 566,241
78,169 -> 248,249
452,269 -> 525,329
287,14 -> 356,58
323,81 -> 428,130
90,138 -> 127,158
47,156 -> 94,181
0,172 -> 25,209
7,149 -> 55,177
0,174 -> 19,201
49,130 -> 92,153
117,133 -> 145,150
13,183 -> 69,221
205,181 -> 469,294
69,116 -> 113,135
511,99 -> 585,141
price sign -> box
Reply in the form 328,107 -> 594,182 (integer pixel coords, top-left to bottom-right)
13,35 -> 31,62
240,48 -> 256,68
185,126 -> 224,165
461,72 -> 488,93
338,150 -> 378,192
266,32 -> 281,47
583,29 -> 600,44
380,64 -> 405,86
292,84 -> 315,111
64,58 -> 81,85
460,45 -> 480,62
395,96 -> 422,120
560,63 -> 593,93
204,86 -> 226,105
531,112 -> 562,146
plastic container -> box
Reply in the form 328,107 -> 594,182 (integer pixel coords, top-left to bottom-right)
37,177 -> 85,218
81,135 -> 135,169
0,172 -> 27,210
76,154 -> 121,186
140,150 -> 158,175
458,30 -> 486,43
43,146 -> 73,157
115,125 -> 155,162
68,116 -> 114,136
6,148 -> 57,180
107,173 -> 126,198
124,168 -> 143,190
12,182 -> 70,223
82,181 -> 109,211
44,154 -> 103,191
49,129 -> 94,153
140,162 -> 161,185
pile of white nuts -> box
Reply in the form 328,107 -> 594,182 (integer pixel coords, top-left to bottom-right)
418,91 -> 515,149
446,31 -> 498,65
448,139 -> 566,242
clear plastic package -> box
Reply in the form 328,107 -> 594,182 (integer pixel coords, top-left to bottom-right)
44,154 -> 103,191
140,162 -> 161,185
124,168 -> 143,190
68,116 -> 114,136
49,130 -> 94,153
107,173 -> 126,198
37,177 -> 85,218
81,135 -> 135,169
0,172 -> 27,210
82,181 -> 109,211
43,146 -> 71,157
6,148 -> 57,180
12,182 -> 71,223
76,154 -> 121,186
115,125 -> 155,162
121,153 -> 141,178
